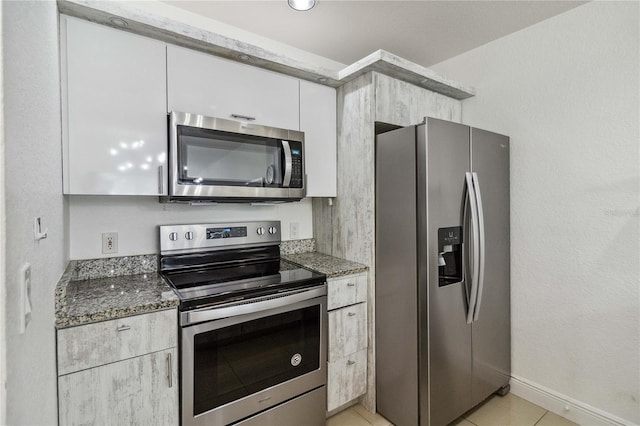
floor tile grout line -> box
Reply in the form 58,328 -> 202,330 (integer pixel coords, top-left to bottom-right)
532,409 -> 550,426
462,417 -> 480,426
351,406 -> 375,426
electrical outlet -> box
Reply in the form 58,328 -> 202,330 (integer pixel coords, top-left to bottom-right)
290,222 -> 300,239
102,232 -> 118,254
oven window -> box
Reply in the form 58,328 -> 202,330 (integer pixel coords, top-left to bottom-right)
192,305 -> 320,416
177,125 -> 284,187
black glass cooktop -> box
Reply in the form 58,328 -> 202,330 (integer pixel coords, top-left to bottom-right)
160,247 -> 326,311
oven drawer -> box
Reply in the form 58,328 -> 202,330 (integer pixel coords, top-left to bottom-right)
57,309 -> 177,375
234,387 -> 326,426
327,349 -> 367,411
327,273 -> 367,310
328,302 -> 367,361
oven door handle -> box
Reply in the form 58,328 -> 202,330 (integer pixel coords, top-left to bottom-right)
182,285 -> 327,326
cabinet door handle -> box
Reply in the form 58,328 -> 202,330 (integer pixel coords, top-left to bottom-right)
348,312 -> 356,317
116,325 -> 131,332
347,282 -> 355,287
347,360 -> 356,366
158,165 -> 164,195
231,114 -> 256,121
166,353 -> 172,388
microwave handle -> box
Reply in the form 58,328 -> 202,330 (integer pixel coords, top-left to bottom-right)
282,140 -> 292,187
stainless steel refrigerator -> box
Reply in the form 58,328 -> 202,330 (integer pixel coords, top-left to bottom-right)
375,118 -> 510,426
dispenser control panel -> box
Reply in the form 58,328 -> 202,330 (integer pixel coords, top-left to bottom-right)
438,226 -> 463,287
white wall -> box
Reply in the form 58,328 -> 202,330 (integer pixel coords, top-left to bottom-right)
0,2 -> 6,422
432,1 -> 639,423
2,1 -> 68,425
69,197 -> 313,259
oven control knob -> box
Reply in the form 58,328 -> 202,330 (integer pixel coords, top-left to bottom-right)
185,231 -> 194,240
257,227 -> 265,236
269,226 -> 277,235
169,232 -> 178,241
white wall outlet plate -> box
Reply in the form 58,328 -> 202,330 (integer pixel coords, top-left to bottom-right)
102,232 -> 118,254
290,222 -> 300,239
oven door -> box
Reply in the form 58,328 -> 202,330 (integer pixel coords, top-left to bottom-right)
181,288 -> 327,426
168,111 -> 305,202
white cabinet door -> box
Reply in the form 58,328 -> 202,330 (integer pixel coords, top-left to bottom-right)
58,348 -> 178,426
328,302 -> 367,361
327,349 -> 367,411
61,15 -> 168,195
167,45 -> 299,130
300,80 -> 337,197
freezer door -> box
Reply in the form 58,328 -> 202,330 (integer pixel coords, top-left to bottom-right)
419,119 -> 472,426
470,127 -> 511,406
375,126 -> 419,426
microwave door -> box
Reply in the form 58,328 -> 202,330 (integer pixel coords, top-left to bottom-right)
166,111 -> 305,202
178,131 -> 285,188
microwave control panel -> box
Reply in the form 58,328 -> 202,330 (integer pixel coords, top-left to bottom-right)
289,141 -> 303,188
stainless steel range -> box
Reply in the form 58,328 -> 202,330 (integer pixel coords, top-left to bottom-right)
159,221 -> 327,426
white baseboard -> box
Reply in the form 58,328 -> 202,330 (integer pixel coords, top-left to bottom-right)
509,375 -> 638,426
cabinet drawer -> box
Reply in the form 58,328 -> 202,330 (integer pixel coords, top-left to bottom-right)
327,273 -> 367,310
57,309 -> 177,375
328,302 -> 367,361
327,349 -> 367,411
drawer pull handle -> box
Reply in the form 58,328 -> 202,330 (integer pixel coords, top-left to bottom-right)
231,114 -> 256,121
347,360 -> 356,366
116,325 -> 131,332
348,312 -> 356,317
167,353 -> 172,388
347,282 -> 355,287
259,397 -> 272,404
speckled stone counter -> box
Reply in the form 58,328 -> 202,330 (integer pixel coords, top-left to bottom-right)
55,256 -> 178,328
283,252 -> 368,278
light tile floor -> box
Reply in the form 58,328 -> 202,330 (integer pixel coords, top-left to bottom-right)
327,394 -> 578,426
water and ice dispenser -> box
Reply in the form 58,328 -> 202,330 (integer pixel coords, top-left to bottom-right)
438,226 -> 463,286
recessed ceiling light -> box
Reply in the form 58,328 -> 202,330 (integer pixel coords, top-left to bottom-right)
108,17 -> 128,27
288,0 -> 316,11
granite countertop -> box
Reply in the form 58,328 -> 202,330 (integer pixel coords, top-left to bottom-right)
55,242 -> 361,328
55,257 -> 179,329
283,252 -> 368,278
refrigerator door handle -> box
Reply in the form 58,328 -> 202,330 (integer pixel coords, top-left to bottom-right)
465,172 -> 480,324
472,172 -> 486,321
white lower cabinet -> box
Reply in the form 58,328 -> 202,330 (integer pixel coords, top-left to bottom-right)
326,272 -> 368,411
57,309 -> 178,425
58,348 -> 178,425
327,349 -> 368,412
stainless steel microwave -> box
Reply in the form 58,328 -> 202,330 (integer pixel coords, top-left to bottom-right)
161,111 -> 305,203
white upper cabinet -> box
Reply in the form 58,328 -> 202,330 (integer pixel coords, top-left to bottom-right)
300,80 -> 337,197
167,45 -> 299,131
61,16 -> 168,195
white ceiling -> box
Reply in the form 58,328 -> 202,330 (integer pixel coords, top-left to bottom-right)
163,0 -> 586,68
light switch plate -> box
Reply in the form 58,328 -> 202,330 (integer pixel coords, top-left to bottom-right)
19,263 -> 32,334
